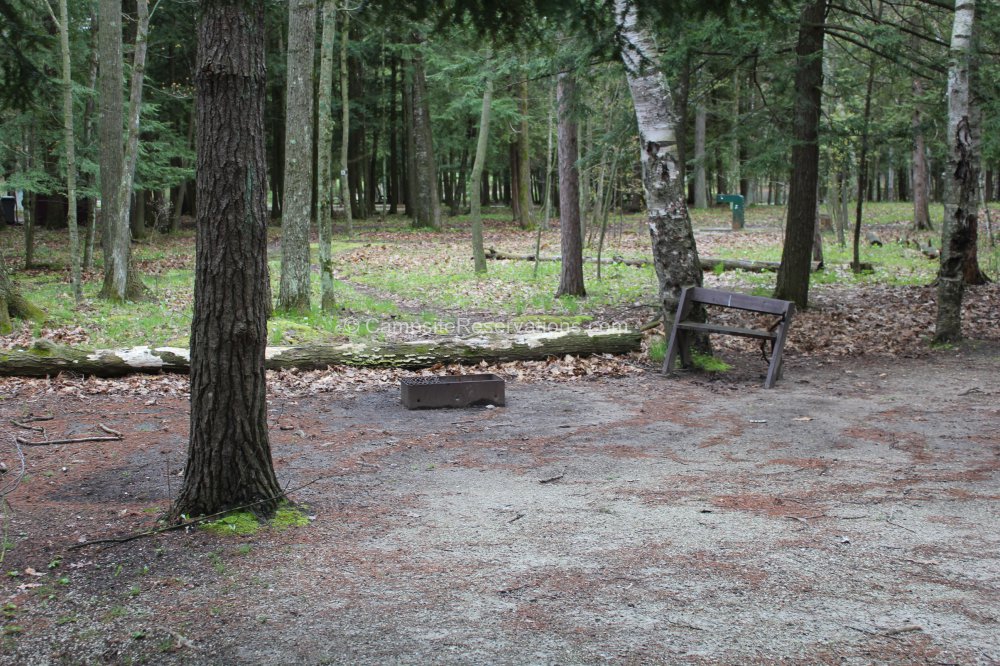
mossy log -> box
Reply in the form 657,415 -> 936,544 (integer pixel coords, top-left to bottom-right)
0,330 -> 643,378
483,248 -> 820,274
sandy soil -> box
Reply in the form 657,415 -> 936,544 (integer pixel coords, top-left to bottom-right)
1,343 -> 998,664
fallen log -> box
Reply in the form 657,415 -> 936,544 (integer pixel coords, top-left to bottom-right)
0,330 -> 643,378
484,248 -> 819,273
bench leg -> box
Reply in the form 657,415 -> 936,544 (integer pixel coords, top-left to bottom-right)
764,321 -> 791,388
663,325 -> 682,374
662,288 -> 693,375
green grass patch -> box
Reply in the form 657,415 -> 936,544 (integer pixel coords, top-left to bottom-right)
692,352 -> 731,373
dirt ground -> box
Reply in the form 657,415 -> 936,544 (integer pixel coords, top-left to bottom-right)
1,342 -> 999,665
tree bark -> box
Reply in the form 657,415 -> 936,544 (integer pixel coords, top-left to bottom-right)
555,72 -> 585,298
0,330 -> 642,378
936,0 -> 986,343
774,0 -> 826,309
469,66 -> 493,274
409,39 -> 440,229
97,0 -> 124,299
615,0 -> 702,331
277,0 -> 316,314
172,0 -> 283,519
317,0 -> 337,312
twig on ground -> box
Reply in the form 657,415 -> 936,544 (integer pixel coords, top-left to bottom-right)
10,419 -> 45,432
885,519 -> 917,534
539,473 -> 564,484
883,624 -> 923,636
508,513 -> 525,524
99,423 -> 123,437
16,435 -> 122,447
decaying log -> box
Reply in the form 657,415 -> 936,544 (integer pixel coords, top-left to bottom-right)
484,248 -> 821,274
0,330 -> 643,378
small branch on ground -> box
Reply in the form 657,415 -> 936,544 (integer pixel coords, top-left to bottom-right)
16,435 -> 122,447
539,473 -> 564,484
99,423 -> 123,437
10,419 -> 45,432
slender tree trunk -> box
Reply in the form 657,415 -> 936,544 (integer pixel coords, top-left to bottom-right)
172,0 -> 282,520
555,72 -> 585,298
936,0 -> 987,343
339,4 -> 354,235
82,33 -> 99,270
277,0 -> 316,314
616,0 -> 703,337
0,256 -> 43,334
693,103 -> 707,208
774,0 -> 826,309
388,57 -> 399,215
317,0 -> 337,311
171,107 -> 196,233
912,77 -> 933,231
541,81 -> 555,232
470,70 -> 493,274
516,76 -> 532,228
53,0 -> 82,304
852,56 -> 877,272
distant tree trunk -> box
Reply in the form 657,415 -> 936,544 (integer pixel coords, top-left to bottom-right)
171,107 -> 196,233
82,36 -> 99,270
172,0 -> 282,520
912,77 -> 932,231
515,76 -> 532,228
616,0 -> 703,333
470,70 -> 493,274
852,55 -> 877,273
317,0 -> 337,312
54,0 -> 82,304
774,0 -> 826,309
936,0 -> 989,343
555,72 -> 585,298
403,58 -> 416,218
693,103 -> 707,208
277,0 -> 316,314
409,39 -> 440,229
338,2 -> 353,236
388,57 -> 399,214
269,31 -> 285,220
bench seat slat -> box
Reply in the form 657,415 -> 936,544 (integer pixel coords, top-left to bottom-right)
676,321 -> 777,340
688,286 -> 791,316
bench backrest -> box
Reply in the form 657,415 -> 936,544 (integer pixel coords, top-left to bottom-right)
684,286 -> 792,317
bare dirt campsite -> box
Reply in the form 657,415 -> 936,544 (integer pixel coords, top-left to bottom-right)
2,213 -> 999,665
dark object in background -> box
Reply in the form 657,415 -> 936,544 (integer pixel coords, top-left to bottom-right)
401,374 -> 506,409
1,196 -> 17,225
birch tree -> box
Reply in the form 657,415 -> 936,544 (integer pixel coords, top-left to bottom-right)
277,0 -> 317,314
935,0 -> 982,343
614,0 -> 702,334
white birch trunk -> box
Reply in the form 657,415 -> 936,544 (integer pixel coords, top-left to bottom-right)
615,0 -> 703,327
935,0 -> 979,343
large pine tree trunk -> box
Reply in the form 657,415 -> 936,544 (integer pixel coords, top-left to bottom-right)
615,0 -> 701,329
277,0 -> 316,314
409,39 -> 441,229
774,0 -> 826,309
317,0 -> 337,312
936,0 -> 987,343
555,72 -> 585,298
172,0 -> 282,519
97,0 -> 125,299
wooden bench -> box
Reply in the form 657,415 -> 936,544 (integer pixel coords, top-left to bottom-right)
663,286 -> 795,388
